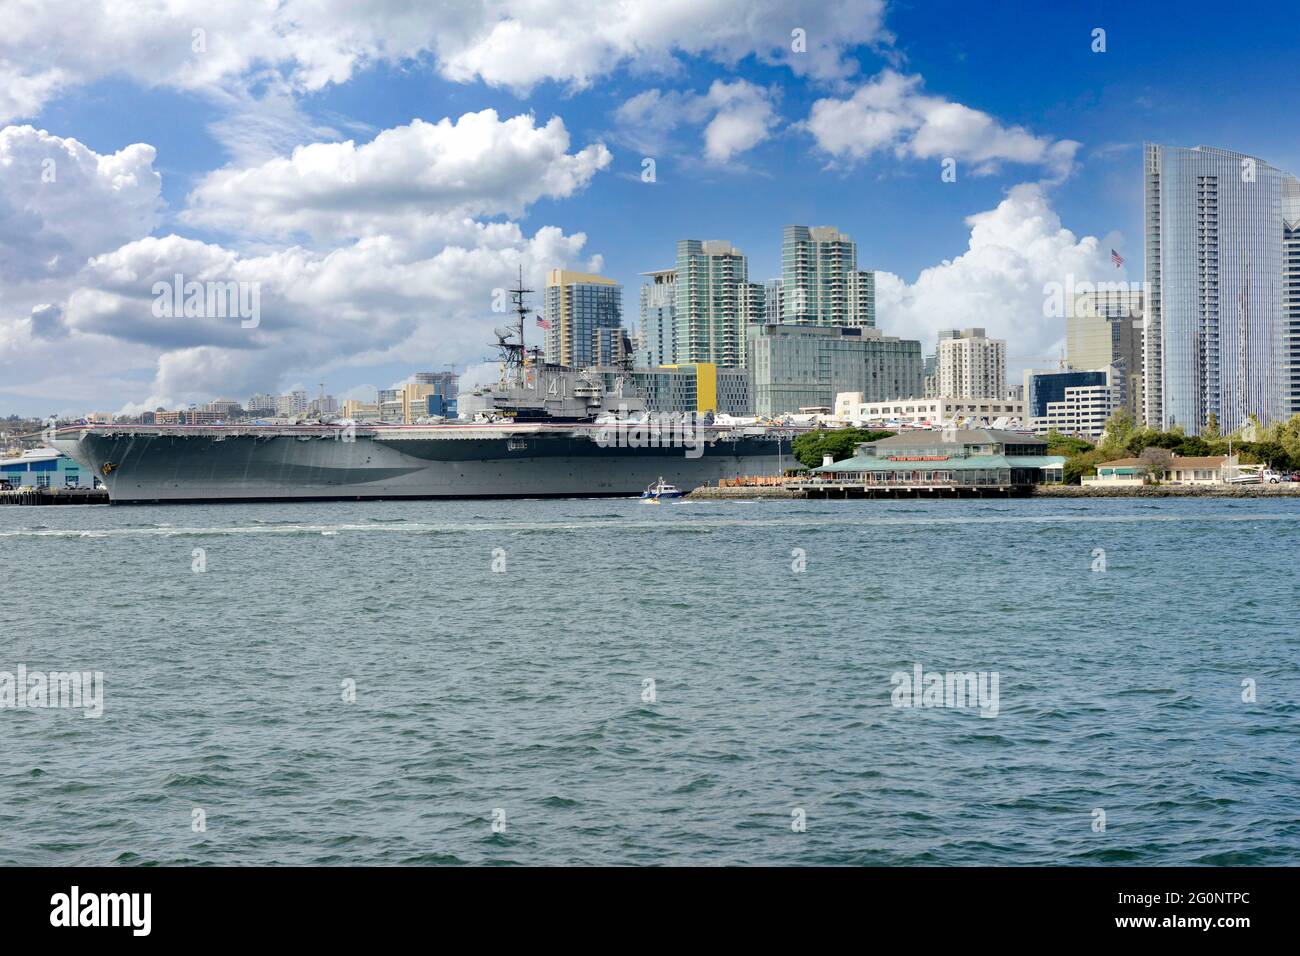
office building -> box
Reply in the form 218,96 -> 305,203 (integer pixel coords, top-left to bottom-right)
936,328 -> 1007,400
746,323 -> 923,417
1144,143 -> 1297,433
1067,289 -> 1144,420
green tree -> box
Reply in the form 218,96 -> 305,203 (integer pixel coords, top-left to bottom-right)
1043,430 -> 1094,457
792,428 -> 895,468
1203,412 -> 1221,441
1062,448 -> 1106,485
1098,410 -> 1135,456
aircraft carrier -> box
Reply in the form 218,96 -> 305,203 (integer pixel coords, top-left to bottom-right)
50,279 -> 804,503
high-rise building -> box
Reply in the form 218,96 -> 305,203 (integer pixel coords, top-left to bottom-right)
673,240 -> 763,368
1144,143 -> 1296,433
275,390 -> 309,417
542,269 -> 622,368
764,279 -> 784,324
936,328 -> 1007,400
746,323 -> 923,417
413,371 -> 459,400
1284,177 -> 1300,416
1068,290 -> 1145,421
247,393 -> 277,415
781,225 -> 875,327
637,269 -> 676,367
592,327 -> 634,367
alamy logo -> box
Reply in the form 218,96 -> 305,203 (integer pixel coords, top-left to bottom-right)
0,666 -> 103,718
50,886 -> 151,936
151,273 -> 260,328
890,663 -> 1000,718
594,407 -> 706,459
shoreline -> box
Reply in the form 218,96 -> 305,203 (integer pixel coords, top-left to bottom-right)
688,483 -> 1300,500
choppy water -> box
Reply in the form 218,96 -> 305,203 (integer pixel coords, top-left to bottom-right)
1,496 -> 1297,866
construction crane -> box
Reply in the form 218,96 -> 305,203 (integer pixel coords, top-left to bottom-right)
1009,349 -> 1068,370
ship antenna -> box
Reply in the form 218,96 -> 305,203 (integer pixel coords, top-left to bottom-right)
510,266 -> 534,388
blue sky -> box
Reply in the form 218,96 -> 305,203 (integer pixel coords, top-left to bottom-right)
2,0 -> 1298,416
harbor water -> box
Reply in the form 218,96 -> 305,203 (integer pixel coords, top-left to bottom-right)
1,496 -> 1297,865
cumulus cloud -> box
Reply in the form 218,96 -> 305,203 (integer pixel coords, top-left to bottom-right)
0,126 -> 162,279
805,71 -> 1080,179
0,0 -> 889,123
184,110 -> 611,242
615,80 -> 778,165
0,112 -> 610,413
874,183 -> 1123,362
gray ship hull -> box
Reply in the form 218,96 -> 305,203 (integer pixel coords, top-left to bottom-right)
52,424 -> 795,503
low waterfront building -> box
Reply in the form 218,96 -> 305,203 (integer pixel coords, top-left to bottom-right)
834,393 -> 1025,427
791,429 -> 1063,496
1085,454 -> 1238,486
0,448 -> 95,489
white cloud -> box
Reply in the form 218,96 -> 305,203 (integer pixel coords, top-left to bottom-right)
615,80 -> 778,165
184,110 -> 611,242
806,71 -> 1080,178
0,0 -> 889,123
0,126 -> 162,280
875,183 -> 1122,362
0,115 -> 609,414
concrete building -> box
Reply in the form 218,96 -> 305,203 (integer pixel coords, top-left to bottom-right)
834,394 -> 1026,427
543,269 -> 623,368
637,269 -> 676,368
673,239 -> 764,368
1035,382 -> 1120,439
155,408 -> 225,424
1068,289 -> 1145,421
746,323 -> 923,418
276,390 -> 309,417
781,225 -> 875,327
247,392 -> 277,415
1144,143 -> 1298,433
936,328 -> 1007,400
1023,368 -> 1110,421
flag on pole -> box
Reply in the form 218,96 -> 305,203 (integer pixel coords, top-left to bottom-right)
1110,249 -> 1124,268
536,317 -> 551,330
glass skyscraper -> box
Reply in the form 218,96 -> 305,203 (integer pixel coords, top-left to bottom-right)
1144,144 -> 1295,434
542,270 -> 622,368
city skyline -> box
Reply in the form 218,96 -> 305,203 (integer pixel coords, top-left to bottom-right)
3,2 -> 1300,417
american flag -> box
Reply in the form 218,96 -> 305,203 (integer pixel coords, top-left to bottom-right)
536,316 -> 550,330
1110,248 -> 1124,268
